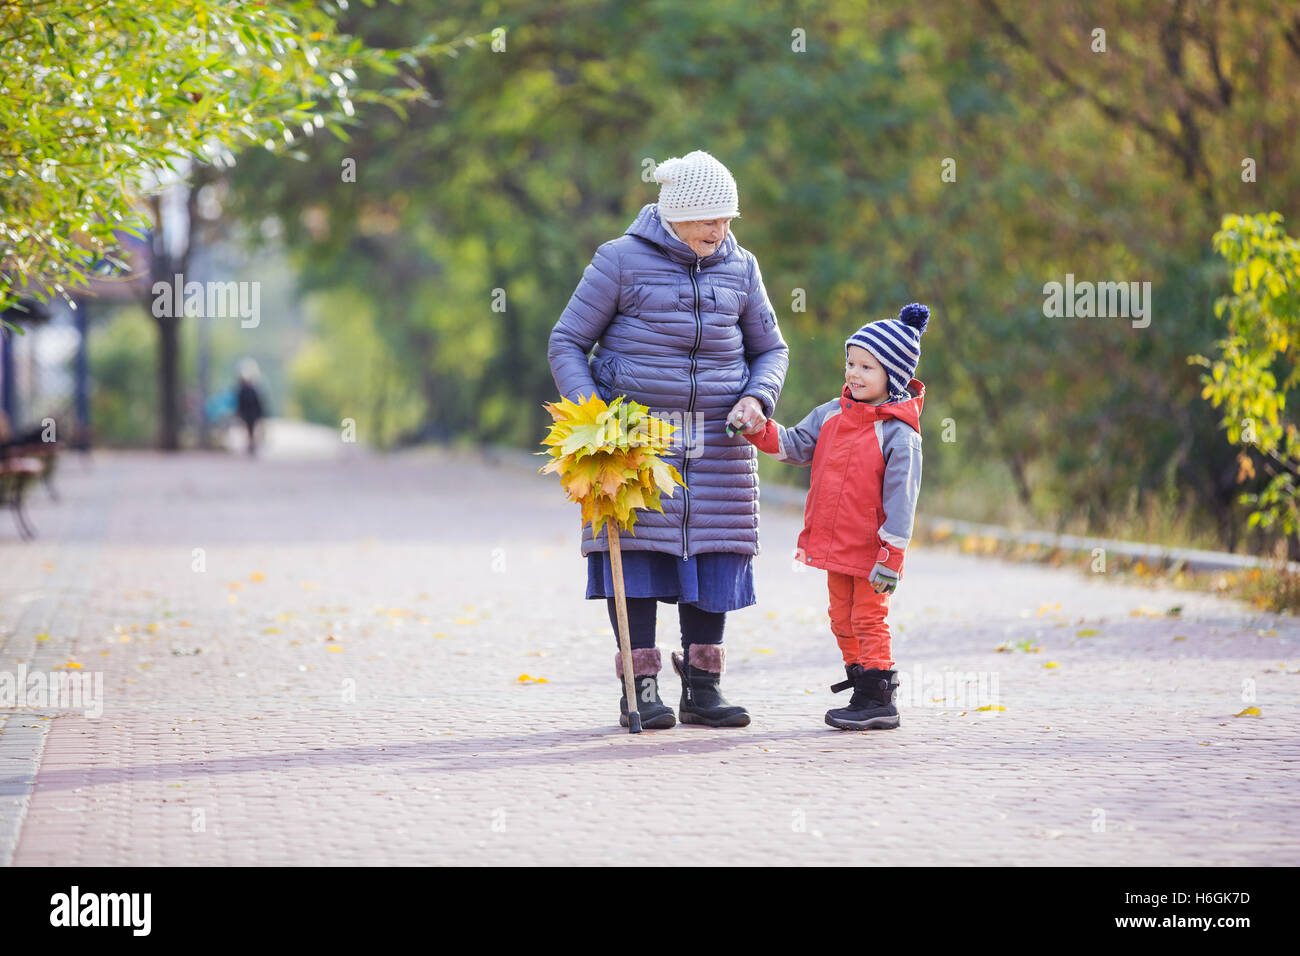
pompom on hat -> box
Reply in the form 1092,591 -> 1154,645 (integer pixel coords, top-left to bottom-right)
845,303 -> 930,398
654,150 -> 740,222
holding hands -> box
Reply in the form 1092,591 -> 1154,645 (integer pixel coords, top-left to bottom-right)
726,396 -> 767,438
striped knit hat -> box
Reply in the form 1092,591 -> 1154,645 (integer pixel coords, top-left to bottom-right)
845,303 -> 930,398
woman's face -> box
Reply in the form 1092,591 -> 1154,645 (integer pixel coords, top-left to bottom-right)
846,345 -> 889,403
671,218 -> 731,258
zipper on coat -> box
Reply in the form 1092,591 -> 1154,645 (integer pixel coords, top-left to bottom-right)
682,257 -> 703,560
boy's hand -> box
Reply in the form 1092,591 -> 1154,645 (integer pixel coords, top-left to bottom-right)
869,545 -> 904,593
868,563 -> 899,594
726,396 -> 766,437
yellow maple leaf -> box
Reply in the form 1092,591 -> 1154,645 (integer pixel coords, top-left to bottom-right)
649,458 -> 683,496
597,459 -> 629,496
1234,706 -> 1261,717
539,392 -> 684,537
621,483 -> 647,512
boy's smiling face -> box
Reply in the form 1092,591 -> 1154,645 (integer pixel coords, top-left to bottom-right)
845,345 -> 889,403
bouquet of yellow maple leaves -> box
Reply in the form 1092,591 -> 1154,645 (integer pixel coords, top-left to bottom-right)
537,392 -> 685,733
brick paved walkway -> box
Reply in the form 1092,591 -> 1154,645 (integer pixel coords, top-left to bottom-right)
2,447 -> 1296,865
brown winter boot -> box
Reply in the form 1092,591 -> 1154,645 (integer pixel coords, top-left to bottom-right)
616,648 -> 676,729
670,643 -> 750,727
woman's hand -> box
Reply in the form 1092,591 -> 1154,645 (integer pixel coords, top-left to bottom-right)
727,396 -> 767,436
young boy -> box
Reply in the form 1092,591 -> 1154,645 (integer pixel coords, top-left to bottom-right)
742,303 -> 929,729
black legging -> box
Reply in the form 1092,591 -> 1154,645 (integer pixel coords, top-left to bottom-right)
606,597 -> 725,650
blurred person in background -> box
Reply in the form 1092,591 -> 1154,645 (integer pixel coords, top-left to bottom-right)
235,358 -> 266,456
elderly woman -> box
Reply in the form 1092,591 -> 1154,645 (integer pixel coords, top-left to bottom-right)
547,150 -> 789,730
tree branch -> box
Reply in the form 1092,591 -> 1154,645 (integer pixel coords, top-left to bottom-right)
977,0 -> 1201,180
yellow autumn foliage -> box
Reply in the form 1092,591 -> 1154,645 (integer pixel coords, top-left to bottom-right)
537,393 -> 686,537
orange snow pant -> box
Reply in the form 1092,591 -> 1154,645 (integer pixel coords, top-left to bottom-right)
827,567 -> 898,670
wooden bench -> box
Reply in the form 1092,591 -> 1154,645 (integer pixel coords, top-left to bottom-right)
2,438 -> 59,501
0,455 -> 43,540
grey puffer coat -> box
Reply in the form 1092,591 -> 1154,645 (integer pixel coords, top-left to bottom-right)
547,202 -> 789,559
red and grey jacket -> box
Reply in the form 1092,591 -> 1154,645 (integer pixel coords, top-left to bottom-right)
746,379 -> 925,578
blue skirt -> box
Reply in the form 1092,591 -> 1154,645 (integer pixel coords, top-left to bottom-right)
585,550 -> 756,614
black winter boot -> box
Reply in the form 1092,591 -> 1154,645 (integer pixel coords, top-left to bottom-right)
825,664 -> 900,730
617,649 -> 676,729
671,644 -> 750,727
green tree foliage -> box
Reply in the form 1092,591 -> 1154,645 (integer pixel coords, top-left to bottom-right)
1193,212 -> 1300,536
218,0 -> 1297,552
88,304 -> 159,445
0,0 -> 464,324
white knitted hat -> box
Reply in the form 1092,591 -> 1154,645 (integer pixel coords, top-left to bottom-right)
654,150 -> 740,222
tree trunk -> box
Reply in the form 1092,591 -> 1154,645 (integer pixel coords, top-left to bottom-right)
966,369 -> 1035,509
156,313 -> 181,450
145,166 -> 213,453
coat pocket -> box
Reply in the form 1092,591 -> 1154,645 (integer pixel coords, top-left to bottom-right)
592,351 -> 619,400
713,284 -> 748,317
633,277 -> 681,316
831,502 -> 879,571
866,506 -> 880,548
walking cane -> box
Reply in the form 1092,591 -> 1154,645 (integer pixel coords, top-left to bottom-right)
537,392 -> 686,735
608,523 -> 641,733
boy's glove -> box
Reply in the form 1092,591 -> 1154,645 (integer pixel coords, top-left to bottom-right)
869,563 -> 899,594
869,545 -> 904,594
